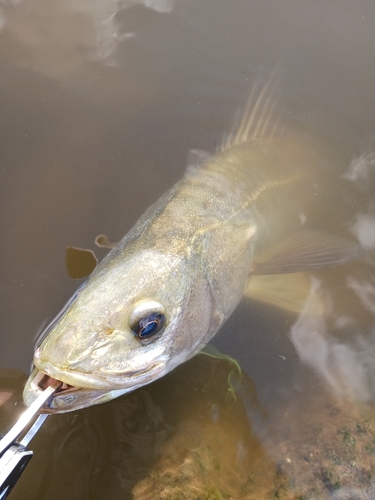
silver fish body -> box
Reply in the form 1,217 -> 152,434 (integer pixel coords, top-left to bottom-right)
23,129 -> 359,412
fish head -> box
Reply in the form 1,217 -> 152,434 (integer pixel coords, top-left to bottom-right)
23,248 -> 212,413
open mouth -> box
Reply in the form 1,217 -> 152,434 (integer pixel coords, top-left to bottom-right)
24,359 -> 168,413
31,370 -> 80,398
26,369 -> 109,413
25,369 -> 134,414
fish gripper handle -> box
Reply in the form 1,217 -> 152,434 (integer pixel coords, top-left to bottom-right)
0,436 -> 33,499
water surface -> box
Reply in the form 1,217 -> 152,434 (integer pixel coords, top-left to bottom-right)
1,1 -> 375,498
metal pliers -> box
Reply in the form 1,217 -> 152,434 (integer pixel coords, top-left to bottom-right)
0,382 -> 60,499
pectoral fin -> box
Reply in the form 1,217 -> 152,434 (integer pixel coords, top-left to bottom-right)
252,230 -> 363,275
245,273 -> 327,315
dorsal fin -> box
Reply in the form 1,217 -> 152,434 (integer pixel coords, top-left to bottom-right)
221,77 -> 284,151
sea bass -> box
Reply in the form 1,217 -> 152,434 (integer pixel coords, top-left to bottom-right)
23,88 -> 362,413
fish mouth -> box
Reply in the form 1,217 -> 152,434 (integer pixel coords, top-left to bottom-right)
23,360 -> 167,414
32,370 -> 80,398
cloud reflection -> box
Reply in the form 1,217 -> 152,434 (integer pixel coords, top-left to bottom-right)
0,0 -> 174,79
290,272 -> 375,403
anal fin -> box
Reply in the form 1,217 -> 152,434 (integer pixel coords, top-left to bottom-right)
245,272 -> 328,315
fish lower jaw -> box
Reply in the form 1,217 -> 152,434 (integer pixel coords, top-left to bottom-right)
32,358 -> 167,389
33,361 -> 114,390
23,360 -> 168,413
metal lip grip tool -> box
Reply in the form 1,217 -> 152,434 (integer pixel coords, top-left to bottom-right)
0,381 -> 60,499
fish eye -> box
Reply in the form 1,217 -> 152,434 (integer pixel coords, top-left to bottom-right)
129,300 -> 167,340
132,312 -> 166,339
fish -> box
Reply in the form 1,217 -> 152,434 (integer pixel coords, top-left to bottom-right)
23,83 -> 363,413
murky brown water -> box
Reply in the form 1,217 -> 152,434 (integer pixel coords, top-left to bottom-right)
1,1 -> 375,498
